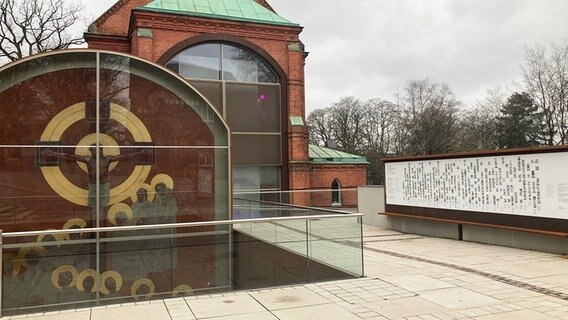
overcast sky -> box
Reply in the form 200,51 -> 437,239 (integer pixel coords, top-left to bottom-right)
84,0 -> 568,113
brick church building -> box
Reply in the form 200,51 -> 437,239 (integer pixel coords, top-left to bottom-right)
85,0 -> 367,207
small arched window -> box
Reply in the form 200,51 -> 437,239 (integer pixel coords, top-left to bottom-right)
331,179 -> 341,205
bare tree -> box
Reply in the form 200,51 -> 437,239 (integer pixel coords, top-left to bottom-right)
0,0 -> 84,62
521,41 -> 568,145
328,96 -> 366,154
360,99 -> 399,184
399,79 -> 462,155
307,107 -> 333,146
361,99 -> 399,157
458,87 -> 505,151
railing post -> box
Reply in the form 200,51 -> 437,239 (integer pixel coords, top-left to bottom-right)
359,216 -> 365,277
305,219 -> 310,280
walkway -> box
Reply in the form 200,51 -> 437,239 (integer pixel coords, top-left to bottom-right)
4,225 -> 568,320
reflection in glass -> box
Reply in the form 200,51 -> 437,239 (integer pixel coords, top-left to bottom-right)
166,43 -> 221,80
189,80 -> 223,114
222,45 -> 277,83
2,242 -> 95,312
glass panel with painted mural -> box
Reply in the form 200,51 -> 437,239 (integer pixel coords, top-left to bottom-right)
0,51 -> 231,313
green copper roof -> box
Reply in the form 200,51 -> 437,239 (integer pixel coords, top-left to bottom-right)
138,0 -> 299,27
309,145 -> 369,164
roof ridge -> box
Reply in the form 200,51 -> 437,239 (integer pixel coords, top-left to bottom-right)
254,0 -> 275,12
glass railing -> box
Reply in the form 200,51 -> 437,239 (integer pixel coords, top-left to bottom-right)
233,196 -> 358,219
233,198 -> 364,277
233,187 -> 360,213
0,213 -> 363,316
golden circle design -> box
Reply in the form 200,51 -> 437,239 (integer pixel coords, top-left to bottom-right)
40,102 -> 152,207
51,265 -> 79,289
129,183 -> 156,203
100,271 -> 123,295
151,174 -> 174,191
131,278 -> 156,301
75,134 -> 120,173
17,246 -> 46,267
2,253 -> 22,276
63,218 -> 87,229
77,269 -> 98,293
37,231 -> 66,243
62,218 -> 87,240
108,203 -> 133,225
172,284 -> 193,297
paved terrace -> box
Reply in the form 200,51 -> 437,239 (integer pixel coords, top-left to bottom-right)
4,225 -> 568,320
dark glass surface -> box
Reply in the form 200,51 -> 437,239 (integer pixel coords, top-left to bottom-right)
332,179 -> 341,204
233,166 -> 280,192
226,83 -> 280,133
232,134 -> 281,166
189,80 -> 223,115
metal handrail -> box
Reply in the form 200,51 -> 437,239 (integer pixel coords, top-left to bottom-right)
2,213 -> 363,238
233,197 -> 358,215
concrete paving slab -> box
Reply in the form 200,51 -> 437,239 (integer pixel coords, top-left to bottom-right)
91,303 -> 170,320
419,287 -> 501,309
382,275 -> 455,292
490,262 -> 568,279
363,296 -> 448,318
272,303 -> 361,320
185,294 -> 266,319
22,310 -> 91,320
250,287 -> 329,310
473,309 -> 563,320
205,311 -> 278,320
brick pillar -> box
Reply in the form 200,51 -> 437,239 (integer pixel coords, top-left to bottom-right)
131,27 -> 154,61
286,44 -> 310,205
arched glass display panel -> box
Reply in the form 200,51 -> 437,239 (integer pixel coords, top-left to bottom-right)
0,50 -> 230,314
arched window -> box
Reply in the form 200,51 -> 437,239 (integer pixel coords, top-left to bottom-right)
166,43 -> 278,83
332,179 -> 341,205
166,42 -> 282,202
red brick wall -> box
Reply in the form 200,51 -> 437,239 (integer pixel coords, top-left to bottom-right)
309,164 -> 368,208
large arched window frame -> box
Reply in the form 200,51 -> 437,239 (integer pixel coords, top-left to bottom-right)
165,42 -> 283,202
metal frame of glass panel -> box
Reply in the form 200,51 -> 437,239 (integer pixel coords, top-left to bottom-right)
165,42 -> 283,197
